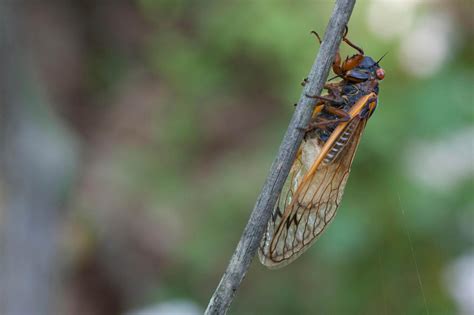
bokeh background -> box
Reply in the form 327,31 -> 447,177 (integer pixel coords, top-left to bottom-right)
0,1 -> 473,315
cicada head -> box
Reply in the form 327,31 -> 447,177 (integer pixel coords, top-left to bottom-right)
345,56 -> 385,83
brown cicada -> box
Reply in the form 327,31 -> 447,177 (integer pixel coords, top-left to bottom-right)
259,28 -> 385,268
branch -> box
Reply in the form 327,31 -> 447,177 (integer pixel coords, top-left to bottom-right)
205,0 -> 357,314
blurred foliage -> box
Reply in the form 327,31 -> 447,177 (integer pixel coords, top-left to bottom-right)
109,1 -> 472,314
9,0 -> 472,314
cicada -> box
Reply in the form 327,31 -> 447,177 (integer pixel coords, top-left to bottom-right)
259,28 -> 385,268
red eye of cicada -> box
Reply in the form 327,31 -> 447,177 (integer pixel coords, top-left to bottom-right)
376,68 -> 385,80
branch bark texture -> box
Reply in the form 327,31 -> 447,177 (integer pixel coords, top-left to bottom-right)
205,0 -> 357,314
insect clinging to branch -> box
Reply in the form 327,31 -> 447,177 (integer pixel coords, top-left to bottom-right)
259,27 -> 385,268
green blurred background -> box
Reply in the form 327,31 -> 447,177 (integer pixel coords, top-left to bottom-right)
0,1 -> 473,315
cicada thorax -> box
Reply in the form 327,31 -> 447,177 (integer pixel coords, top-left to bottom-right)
308,81 -> 371,163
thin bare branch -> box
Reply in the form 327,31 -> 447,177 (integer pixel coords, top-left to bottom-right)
205,0 -> 357,314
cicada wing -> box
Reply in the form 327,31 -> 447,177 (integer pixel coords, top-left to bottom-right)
259,118 -> 367,268
259,149 -> 306,264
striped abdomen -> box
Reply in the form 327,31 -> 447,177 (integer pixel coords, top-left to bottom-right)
322,118 -> 359,165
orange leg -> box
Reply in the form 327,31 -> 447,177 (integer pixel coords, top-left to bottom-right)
305,93 -> 344,106
334,26 -> 365,74
324,104 -> 350,118
332,51 -> 344,76
342,26 -> 364,55
305,105 -> 351,131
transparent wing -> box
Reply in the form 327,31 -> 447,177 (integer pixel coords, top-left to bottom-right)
259,117 -> 367,268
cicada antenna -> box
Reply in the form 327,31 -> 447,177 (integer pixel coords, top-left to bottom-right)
375,51 -> 389,65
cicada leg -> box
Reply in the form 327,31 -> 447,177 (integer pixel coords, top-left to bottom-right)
339,26 -> 365,72
323,83 -> 343,100
342,26 -> 364,55
332,50 -> 344,77
305,93 -> 344,106
302,31 -> 325,87
310,31 -> 322,45
305,105 -> 351,132
324,83 -> 340,90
